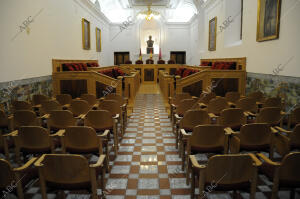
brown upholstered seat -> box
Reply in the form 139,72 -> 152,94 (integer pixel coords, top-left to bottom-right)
236,97 -> 258,119
257,152 -> 300,199
256,107 -> 282,126
104,93 -> 128,125
225,91 -> 240,105
248,91 -> 265,103
40,100 -> 62,116
84,110 -> 118,155
168,60 -> 175,64
262,97 -> 283,109
56,94 -> 72,106
197,92 -> 216,108
189,154 -> 261,199
146,59 -> 154,64
135,60 -> 143,64
204,97 -> 229,123
219,108 -> 246,131
80,94 -> 98,108
183,125 -> 229,184
0,157 -> 38,199
288,107 -> 300,129
11,101 -> 33,113
34,154 -> 105,199
157,59 -> 165,64
69,99 -> 90,117
32,94 -> 49,106
169,92 -> 192,124
12,110 -> 41,130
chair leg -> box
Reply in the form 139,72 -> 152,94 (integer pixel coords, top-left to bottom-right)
186,156 -> 191,185
38,171 -> 48,199
191,169 -> 195,199
101,166 -> 106,197
90,169 -> 98,199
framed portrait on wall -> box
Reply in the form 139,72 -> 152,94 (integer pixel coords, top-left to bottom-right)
96,27 -> 101,52
82,18 -> 90,50
257,0 -> 281,42
208,17 -> 217,51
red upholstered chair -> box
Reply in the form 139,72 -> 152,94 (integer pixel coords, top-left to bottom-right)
146,59 -> 154,64
168,60 -> 176,64
157,59 -> 165,64
135,60 -> 143,64
124,60 -> 132,64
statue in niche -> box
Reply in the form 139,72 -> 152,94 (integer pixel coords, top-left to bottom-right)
146,35 -> 154,54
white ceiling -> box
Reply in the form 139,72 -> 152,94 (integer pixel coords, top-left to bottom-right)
89,0 -> 202,23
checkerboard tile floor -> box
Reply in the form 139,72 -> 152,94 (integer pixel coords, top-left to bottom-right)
3,94 -> 300,199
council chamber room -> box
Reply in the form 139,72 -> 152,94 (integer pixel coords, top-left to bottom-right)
0,0 -> 299,198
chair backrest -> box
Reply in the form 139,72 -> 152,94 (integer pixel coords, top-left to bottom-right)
248,91 -> 264,102
105,94 -> 126,105
13,110 -> 39,129
12,101 -> 32,112
190,125 -> 225,151
32,94 -> 49,106
98,100 -> 121,116
290,124 -> 300,147
80,94 -> 97,106
256,107 -> 281,126
239,123 -> 271,147
40,100 -> 62,115
56,94 -> 72,105
70,100 -> 90,116
290,107 -> 300,125
64,126 -> 100,153
176,99 -> 197,116
84,110 -> 113,130
279,152 -> 300,182
208,97 -> 229,115
48,110 -> 77,129
0,110 -> 8,127
171,93 -> 191,106
18,126 -> 51,150
180,110 -> 210,131
225,92 -> 240,103
236,97 -> 258,113
38,154 -> 90,184
219,108 -> 246,128
198,92 -> 216,105
0,159 -> 14,189
206,154 -> 255,184
263,97 -> 282,108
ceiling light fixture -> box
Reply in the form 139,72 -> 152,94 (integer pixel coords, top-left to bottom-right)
138,5 -> 160,21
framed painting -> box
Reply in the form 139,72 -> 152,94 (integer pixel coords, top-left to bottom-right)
257,0 -> 281,42
208,17 -> 217,51
96,27 -> 101,52
82,18 -> 90,50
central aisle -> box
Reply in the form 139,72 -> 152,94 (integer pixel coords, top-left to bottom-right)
104,93 -> 191,198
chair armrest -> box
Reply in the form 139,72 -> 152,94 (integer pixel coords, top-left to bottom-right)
76,114 -> 86,120
98,130 -> 110,137
224,127 -> 237,136
90,154 -> 106,168
256,153 -> 281,167
248,154 -> 262,167
171,104 -> 176,109
228,102 -> 236,107
50,129 -> 65,137
189,155 -> 206,170
243,112 -> 249,117
3,130 -> 18,137
174,114 -> 183,120
192,96 -> 198,100
14,157 -> 38,172
275,126 -> 292,134
208,113 -> 218,118
62,104 -> 70,109
92,104 -> 99,109
198,103 -> 207,108
246,111 -> 256,117
270,127 -> 279,133
180,129 -> 191,138
113,114 -> 120,119
41,114 -> 50,119
280,111 -> 286,115
34,154 -> 47,167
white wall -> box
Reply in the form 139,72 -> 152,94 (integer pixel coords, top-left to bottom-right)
0,0 -> 110,83
193,0 -> 300,77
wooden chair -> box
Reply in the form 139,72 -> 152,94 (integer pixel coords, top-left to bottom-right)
227,123 -> 275,159
272,124 -> 300,156
0,133 -> 9,159
177,109 -> 210,159
287,107 -> 300,130
0,157 -> 38,199
262,97 -> 283,109
11,101 -> 32,113
34,154 -> 106,199
257,152 -> 300,199
60,126 -> 109,171
256,107 -> 283,127
12,110 -> 41,130
47,110 -> 77,132
55,94 -> 72,106
69,99 -> 90,119
98,99 -> 125,137
169,92 -> 191,119
8,126 -> 56,163
80,94 -> 98,109
0,110 -> 12,132
218,108 -> 247,131
189,154 -> 261,199
197,92 -> 216,108
40,100 -> 62,117
172,99 -> 198,134
236,97 -> 258,119
182,125 -> 229,184
32,94 -> 49,106
248,91 -> 265,104
104,93 -> 128,123
204,97 -> 229,123
84,110 -> 118,156
225,91 -> 240,107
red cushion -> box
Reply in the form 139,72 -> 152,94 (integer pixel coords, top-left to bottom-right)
67,65 -> 74,71
72,64 -> 79,71
182,69 -> 191,78
82,63 -> 88,71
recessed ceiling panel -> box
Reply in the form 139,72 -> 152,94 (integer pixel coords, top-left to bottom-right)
130,0 -> 170,6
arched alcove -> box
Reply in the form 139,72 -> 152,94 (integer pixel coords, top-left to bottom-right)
139,18 -> 162,54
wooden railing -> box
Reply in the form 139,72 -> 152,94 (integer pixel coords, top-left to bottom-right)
158,70 -> 175,101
